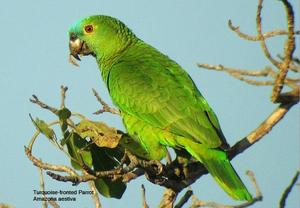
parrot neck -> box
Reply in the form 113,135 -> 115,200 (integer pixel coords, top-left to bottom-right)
95,38 -> 139,85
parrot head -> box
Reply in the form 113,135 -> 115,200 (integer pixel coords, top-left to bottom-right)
68,15 -> 136,66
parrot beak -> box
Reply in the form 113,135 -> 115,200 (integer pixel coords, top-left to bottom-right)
69,33 -> 94,67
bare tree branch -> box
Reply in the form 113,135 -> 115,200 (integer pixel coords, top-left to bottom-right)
271,0 -> 296,102
228,98 -> 298,159
228,19 -> 300,41
92,88 -> 120,115
30,95 -> 58,115
25,146 -> 78,177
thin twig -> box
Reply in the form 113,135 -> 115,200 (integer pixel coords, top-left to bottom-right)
227,72 -> 273,86
45,150 -> 157,185
48,200 -> 60,208
198,63 -> 299,90
37,160 -> 61,208
197,64 -> 274,85
246,171 -> 262,200
30,95 -> 58,115
25,146 -> 78,177
228,19 -> 300,41
256,0 -> 282,69
28,131 -> 41,151
279,170 -> 300,208
92,88 -> 120,115
39,167 -> 47,208
60,86 -> 68,108
197,64 -> 271,77
142,185 -> 149,208
88,179 -> 102,208
289,62 -> 300,72
174,188 -> 193,208
46,171 -> 96,184
277,55 -> 300,72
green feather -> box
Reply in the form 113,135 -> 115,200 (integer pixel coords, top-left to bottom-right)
175,137 -> 253,200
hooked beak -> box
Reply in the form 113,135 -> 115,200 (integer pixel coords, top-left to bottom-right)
69,33 -> 95,67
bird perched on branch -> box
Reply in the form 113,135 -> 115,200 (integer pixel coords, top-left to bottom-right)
68,15 -> 252,201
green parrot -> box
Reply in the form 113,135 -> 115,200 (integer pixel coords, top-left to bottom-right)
68,15 -> 252,201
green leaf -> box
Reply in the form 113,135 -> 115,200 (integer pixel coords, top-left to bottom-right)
30,115 -> 55,140
94,178 -> 126,199
65,132 -> 92,170
76,119 -> 122,148
66,118 -> 127,198
58,108 -> 71,133
91,145 -> 126,198
57,108 -> 71,121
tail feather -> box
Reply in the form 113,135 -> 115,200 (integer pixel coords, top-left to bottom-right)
184,143 -> 252,201
202,152 -> 252,201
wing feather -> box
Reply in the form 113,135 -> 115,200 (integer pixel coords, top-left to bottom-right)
108,42 -> 227,148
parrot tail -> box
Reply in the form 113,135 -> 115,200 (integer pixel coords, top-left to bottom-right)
181,140 -> 253,201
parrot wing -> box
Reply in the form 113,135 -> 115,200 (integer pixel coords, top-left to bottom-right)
108,43 -> 228,148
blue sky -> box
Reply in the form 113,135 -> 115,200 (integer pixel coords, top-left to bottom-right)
0,0 -> 299,207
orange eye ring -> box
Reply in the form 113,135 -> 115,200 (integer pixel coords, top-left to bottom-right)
84,25 -> 94,33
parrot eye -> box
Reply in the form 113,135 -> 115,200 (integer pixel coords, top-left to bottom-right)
84,25 -> 94,33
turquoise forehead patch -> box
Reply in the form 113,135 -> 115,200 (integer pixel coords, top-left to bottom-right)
68,16 -> 101,35
68,18 -> 84,35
